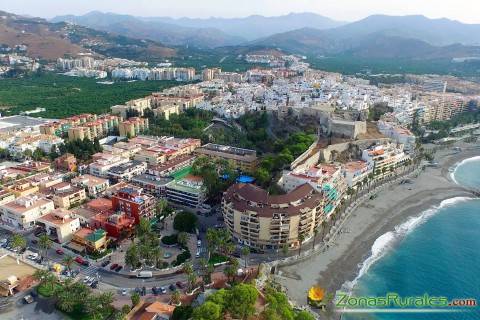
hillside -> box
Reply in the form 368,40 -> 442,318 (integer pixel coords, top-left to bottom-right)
0,10 -> 175,61
252,15 -> 480,60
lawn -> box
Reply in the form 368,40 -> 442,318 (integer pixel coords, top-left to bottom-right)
0,73 -> 179,118
37,283 -> 62,297
208,253 -> 229,265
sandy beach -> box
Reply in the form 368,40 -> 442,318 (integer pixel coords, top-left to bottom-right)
275,142 -> 480,309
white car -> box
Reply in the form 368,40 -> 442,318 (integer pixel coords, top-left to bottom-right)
197,240 -> 202,247
196,249 -> 201,258
121,289 -> 127,296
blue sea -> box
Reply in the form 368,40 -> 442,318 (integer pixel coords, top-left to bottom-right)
343,156 -> 480,320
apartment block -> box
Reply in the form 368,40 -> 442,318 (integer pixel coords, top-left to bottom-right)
222,183 -> 323,250
194,143 -> 258,172
0,195 -> 55,230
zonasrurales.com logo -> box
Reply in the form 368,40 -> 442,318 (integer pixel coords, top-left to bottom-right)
334,292 -> 477,313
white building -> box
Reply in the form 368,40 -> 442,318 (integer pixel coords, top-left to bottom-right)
0,195 -> 55,230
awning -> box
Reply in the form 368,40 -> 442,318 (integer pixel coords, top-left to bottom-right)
66,242 -> 85,253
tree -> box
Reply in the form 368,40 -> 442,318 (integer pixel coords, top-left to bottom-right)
281,244 -> 289,256
171,305 -> 193,320
32,147 -> 46,161
131,292 -> 140,307
136,217 -> 151,237
295,311 -> 315,320
224,265 -> 236,284
38,234 -> 52,264
33,270 -> 56,293
173,211 -> 198,233
241,247 -> 250,268
226,284 -> 258,320
11,234 -> 26,254
177,232 -> 189,248
298,234 -> 305,256
122,304 -> 131,315
125,244 -> 140,270
192,301 -> 222,320
56,280 -> 90,313
155,198 -> 168,218
171,290 -> 181,305
63,255 -> 74,273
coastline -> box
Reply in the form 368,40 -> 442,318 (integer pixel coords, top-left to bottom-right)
275,142 -> 480,308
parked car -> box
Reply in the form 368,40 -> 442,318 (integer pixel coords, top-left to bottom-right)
114,265 -> 123,272
101,260 -> 110,268
160,287 -> 167,294
23,294 -> 34,304
75,256 -> 89,266
56,249 -> 64,255
176,281 -> 184,289
110,263 -> 118,270
30,239 -> 38,245
169,284 -> 176,291
197,240 -> 202,247
121,289 -> 127,296
196,249 -> 201,258
152,287 -> 158,295
90,280 -> 98,289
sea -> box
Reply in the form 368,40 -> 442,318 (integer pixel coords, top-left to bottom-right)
342,156 -> 480,320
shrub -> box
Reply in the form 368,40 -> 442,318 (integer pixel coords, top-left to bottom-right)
161,234 -> 178,245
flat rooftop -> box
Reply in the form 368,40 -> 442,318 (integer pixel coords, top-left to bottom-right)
199,143 -> 256,157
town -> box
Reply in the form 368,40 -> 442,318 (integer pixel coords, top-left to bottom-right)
1,8 -> 480,319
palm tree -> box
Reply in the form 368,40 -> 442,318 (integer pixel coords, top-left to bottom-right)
136,217 -> 151,238
63,255 -> 74,273
281,244 -> 289,257
171,290 -> 181,305
187,271 -> 197,292
320,220 -> 328,241
33,269 -> 56,290
38,234 -> 52,265
297,234 -> 305,256
224,265 -> 236,284
206,229 -> 218,260
125,244 -> 140,270
155,198 -> 168,218
151,246 -> 163,268
312,228 -> 318,251
241,247 -> 250,268
11,234 -> 26,263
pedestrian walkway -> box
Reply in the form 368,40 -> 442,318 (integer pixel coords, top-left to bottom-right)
81,265 -> 99,277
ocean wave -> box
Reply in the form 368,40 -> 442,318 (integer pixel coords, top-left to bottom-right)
450,155 -> 480,185
341,197 -> 474,293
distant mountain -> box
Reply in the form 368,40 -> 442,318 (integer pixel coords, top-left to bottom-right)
252,15 -> 480,59
0,10 -> 175,60
328,15 -> 480,46
52,11 -> 246,48
146,12 -> 345,40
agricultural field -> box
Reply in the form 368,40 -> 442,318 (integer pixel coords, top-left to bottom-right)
0,73 -> 179,118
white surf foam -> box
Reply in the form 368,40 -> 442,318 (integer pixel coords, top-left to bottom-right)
341,196 -> 474,293
450,155 -> 480,185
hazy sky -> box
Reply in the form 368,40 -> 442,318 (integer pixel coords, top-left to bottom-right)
2,0 -> 480,23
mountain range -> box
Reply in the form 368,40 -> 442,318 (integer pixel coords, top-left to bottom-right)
51,11 -> 344,48
3,9 -> 480,63
50,11 -> 480,60
0,10 -> 175,60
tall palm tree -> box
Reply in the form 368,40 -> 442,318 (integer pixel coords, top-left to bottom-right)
38,234 -> 52,265
297,234 -> 305,256
224,265 -> 236,284
33,269 -> 57,294
11,234 -> 26,263
321,220 -> 328,241
241,247 -> 250,268
171,290 -> 181,305
63,255 -> 74,273
312,228 -> 318,251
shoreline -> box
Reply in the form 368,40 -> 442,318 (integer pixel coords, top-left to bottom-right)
275,142 -> 480,310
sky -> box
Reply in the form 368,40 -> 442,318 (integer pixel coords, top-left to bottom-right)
2,0 -> 480,24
